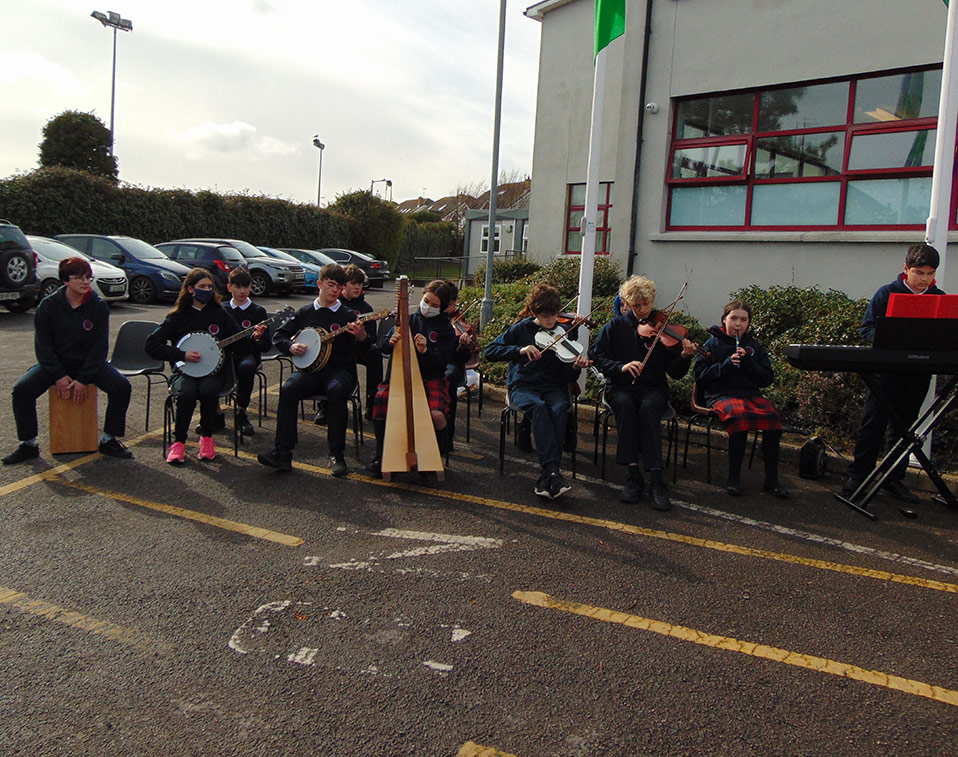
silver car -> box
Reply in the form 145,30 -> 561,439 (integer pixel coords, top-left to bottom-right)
29,236 -> 129,302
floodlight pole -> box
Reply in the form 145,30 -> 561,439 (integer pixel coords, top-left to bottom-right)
91,10 -> 133,158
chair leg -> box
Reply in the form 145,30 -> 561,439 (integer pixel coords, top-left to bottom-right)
464,386 -> 472,443
498,408 -> 511,475
162,394 -> 174,458
705,420 -> 713,485
747,431 -> 759,469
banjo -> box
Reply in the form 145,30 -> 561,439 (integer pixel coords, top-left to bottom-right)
290,309 -> 391,373
175,306 -> 295,378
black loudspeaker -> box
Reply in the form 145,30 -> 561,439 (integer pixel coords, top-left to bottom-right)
799,436 -> 828,479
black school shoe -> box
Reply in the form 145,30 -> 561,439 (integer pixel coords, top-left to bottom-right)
649,482 -> 671,511
98,438 -> 133,459
621,474 -> 645,503
2,442 -> 40,465
329,454 -> 348,478
762,482 -> 789,499
882,479 -> 919,503
313,401 -> 328,426
257,447 -> 293,472
237,411 -> 255,437
548,471 -> 572,499
534,472 -> 551,498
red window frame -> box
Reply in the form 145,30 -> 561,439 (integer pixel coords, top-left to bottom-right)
565,181 -> 613,255
666,66 -> 952,232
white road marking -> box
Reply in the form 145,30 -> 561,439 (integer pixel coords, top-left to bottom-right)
679,501 -> 958,577
423,660 -> 454,674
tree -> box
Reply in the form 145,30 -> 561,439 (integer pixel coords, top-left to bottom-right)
329,190 -> 404,268
38,111 -> 118,182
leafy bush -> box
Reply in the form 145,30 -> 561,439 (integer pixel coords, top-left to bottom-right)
472,255 -> 541,286
396,221 -> 456,275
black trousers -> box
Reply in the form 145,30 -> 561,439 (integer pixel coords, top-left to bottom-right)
274,368 -> 354,455
12,363 -> 131,442
607,384 -> 668,471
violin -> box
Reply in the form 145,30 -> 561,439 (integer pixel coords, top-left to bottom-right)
637,310 -> 707,356
451,309 -> 480,369
533,324 -> 587,363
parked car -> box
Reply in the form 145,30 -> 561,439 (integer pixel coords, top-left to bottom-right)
55,234 -> 190,304
0,219 -> 37,313
29,236 -> 128,303
155,240 -> 245,294
317,248 -> 390,287
278,248 -> 339,271
170,238 -> 304,297
258,246 -> 319,291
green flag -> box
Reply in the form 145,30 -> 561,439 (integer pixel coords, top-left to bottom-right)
595,0 -> 626,57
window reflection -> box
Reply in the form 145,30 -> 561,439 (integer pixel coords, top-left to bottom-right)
758,82 -> 849,132
672,144 -> 747,179
676,93 -> 754,139
854,70 -> 941,123
755,133 -> 843,178
848,129 -> 936,170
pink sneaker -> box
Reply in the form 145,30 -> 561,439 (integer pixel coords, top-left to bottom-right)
166,441 -> 186,465
198,436 -> 216,460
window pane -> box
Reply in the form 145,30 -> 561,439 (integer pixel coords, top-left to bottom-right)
567,210 -> 582,230
854,69 -> 942,123
751,182 -> 841,225
671,143 -> 747,178
569,184 -> 586,206
848,129 -> 936,169
566,230 -> 582,252
676,93 -> 754,138
758,81 -> 849,131
844,177 -> 932,225
669,185 -> 747,226
755,132 -> 844,177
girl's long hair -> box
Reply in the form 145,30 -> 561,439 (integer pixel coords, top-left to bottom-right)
168,268 -> 219,316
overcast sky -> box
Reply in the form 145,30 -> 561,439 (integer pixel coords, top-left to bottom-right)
1,0 -> 543,206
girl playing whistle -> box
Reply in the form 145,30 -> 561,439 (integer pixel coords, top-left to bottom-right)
692,300 -> 788,499
484,282 -> 590,501
590,275 -> 697,511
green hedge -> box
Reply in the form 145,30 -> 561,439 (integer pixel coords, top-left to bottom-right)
0,166 -> 351,248
396,221 -> 457,275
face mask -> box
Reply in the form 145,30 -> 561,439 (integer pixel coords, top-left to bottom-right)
193,288 -> 214,304
419,299 -> 440,318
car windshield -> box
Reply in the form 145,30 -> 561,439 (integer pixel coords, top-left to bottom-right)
224,239 -> 268,258
218,246 -> 245,262
259,247 -> 298,263
118,237 -> 169,260
29,237 -> 91,261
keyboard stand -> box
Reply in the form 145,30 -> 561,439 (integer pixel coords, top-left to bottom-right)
835,373 -> 958,519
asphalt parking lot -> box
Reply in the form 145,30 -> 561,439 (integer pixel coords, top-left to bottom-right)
1,286 -> 957,756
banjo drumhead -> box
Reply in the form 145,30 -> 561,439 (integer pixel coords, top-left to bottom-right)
290,327 -> 331,371
176,332 -> 224,378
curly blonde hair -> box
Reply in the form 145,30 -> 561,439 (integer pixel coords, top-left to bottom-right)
619,275 -> 656,308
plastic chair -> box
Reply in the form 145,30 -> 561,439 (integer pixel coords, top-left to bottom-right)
163,357 -> 240,458
591,368 -> 679,482
109,320 -> 168,430
682,381 -> 757,484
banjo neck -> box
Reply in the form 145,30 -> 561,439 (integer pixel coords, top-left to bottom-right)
216,306 -> 294,349
318,309 -> 391,343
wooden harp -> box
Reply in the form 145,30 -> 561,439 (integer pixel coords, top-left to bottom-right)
381,276 -> 445,481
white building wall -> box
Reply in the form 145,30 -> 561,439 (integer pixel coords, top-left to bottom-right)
527,0 -> 952,325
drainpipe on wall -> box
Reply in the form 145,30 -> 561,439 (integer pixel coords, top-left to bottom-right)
626,0 -> 655,277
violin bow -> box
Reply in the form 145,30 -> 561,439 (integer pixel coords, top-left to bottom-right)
538,301 -> 606,353
450,298 -> 480,326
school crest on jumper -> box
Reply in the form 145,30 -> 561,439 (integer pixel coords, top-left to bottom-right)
209,324 -> 219,335
82,319 -> 93,331
428,331 -> 438,343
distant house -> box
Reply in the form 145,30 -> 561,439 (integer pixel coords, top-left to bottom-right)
462,179 -> 531,274
524,0 -> 953,323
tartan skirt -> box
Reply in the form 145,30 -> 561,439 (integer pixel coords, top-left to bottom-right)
372,377 -> 449,421
711,396 -> 782,435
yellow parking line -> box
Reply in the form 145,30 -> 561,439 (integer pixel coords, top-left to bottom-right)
0,429 -> 161,498
54,478 -> 303,547
513,591 -> 958,707
0,585 -> 168,652
456,742 -> 517,757
240,452 -> 958,595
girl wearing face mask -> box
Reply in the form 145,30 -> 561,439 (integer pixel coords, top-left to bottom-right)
366,280 -> 457,475
146,269 -> 239,465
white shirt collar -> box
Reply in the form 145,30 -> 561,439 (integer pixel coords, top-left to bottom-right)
230,298 -> 252,310
313,297 -> 342,312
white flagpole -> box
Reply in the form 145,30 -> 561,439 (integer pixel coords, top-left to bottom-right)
576,45 -> 608,345
925,0 -> 958,284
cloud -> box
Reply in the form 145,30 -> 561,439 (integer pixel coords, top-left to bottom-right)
172,121 -> 298,161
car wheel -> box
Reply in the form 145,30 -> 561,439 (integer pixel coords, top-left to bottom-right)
129,276 -> 157,304
250,271 -> 271,297
41,279 -> 61,299
3,297 -> 35,313
0,250 -> 32,288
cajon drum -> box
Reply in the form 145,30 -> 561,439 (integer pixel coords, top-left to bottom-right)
48,387 -> 99,454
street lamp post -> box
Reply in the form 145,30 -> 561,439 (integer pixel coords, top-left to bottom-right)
370,178 -> 392,200
312,135 -> 325,206
91,10 -> 133,159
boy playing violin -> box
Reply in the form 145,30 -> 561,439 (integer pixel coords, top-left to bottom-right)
590,275 -> 698,510
484,282 -> 590,500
